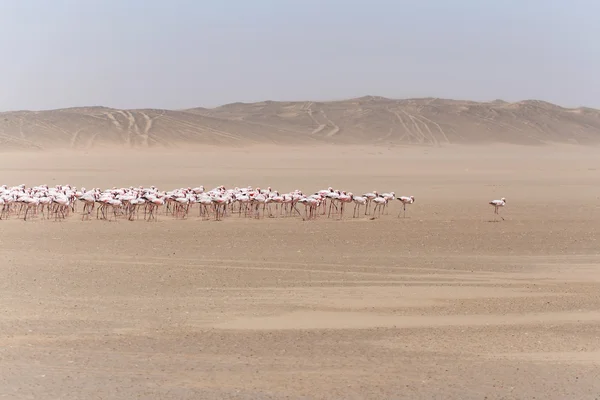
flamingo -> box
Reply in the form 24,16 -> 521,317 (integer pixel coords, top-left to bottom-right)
196,195 -> 214,220
489,197 -> 506,221
22,197 -> 40,221
174,196 -> 193,219
128,197 -> 145,221
351,194 -> 368,218
337,192 -> 353,219
212,195 -> 229,221
269,191 -> 286,217
363,191 -> 378,215
251,192 -> 269,219
79,192 -> 97,220
145,196 -> 165,221
326,190 -> 341,218
371,196 -> 387,218
106,198 -> 123,221
0,196 -> 8,220
38,195 -> 53,219
234,193 -> 252,217
301,197 -> 321,220
51,195 -> 71,221
397,196 -> 415,218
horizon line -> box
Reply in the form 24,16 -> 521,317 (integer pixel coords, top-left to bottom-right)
0,95 -> 597,114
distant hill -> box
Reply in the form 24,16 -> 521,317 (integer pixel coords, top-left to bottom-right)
1,97 -> 599,150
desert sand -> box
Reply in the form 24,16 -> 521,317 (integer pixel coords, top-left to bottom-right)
1,144 -> 600,399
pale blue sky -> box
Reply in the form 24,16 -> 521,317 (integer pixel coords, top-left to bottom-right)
1,0 -> 598,111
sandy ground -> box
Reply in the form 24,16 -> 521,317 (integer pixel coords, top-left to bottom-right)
1,144 -> 600,399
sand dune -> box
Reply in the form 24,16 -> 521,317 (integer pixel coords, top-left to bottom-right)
1,145 -> 600,399
1,97 -> 599,149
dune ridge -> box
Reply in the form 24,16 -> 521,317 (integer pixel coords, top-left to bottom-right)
1,96 -> 599,150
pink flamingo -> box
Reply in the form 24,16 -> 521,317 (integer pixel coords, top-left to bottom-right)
337,192 -> 353,219
397,196 -> 415,218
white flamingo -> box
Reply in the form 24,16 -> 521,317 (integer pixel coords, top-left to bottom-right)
196,195 -> 214,219
371,196 -> 387,218
351,194 -> 368,218
489,197 -> 506,221
363,191 -> 378,215
251,192 -> 269,219
22,196 -> 40,221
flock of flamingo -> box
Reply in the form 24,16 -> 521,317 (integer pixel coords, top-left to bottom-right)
0,184 -> 506,222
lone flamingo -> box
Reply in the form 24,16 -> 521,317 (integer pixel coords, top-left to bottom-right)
489,197 -> 506,221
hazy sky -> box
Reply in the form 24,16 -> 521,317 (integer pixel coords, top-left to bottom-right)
2,0 -> 598,111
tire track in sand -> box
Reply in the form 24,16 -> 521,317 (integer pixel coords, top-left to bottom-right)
0,132 -> 43,149
139,111 -> 164,147
117,110 -> 143,147
387,107 -> 419,144
304,102 -> 326,134
400,110 -> 428,144
411,114 -> 439,146
17,117 -> 26,139
69,128 -> 85,149
86,131 -> 102,149
106,112 -> 123,130
158,115 -> 244,143
320,110 -> 340,137
414,113 -> 450,144
105,112 -> 130,146
33,119 -> 82,147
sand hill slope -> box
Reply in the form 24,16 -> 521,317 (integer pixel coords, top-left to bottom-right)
1,97 -> 599,149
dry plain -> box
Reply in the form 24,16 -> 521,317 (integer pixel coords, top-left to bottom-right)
1,144 -> 600,399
